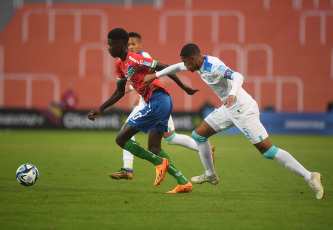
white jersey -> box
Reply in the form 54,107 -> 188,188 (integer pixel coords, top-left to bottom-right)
156,55 -> 253,106
197,55 -> 253,104
155,55 -> 268,143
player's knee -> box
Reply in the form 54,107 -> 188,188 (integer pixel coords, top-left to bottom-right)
262,145 -> 279,159
192,130 -> 208,142
115,136 -> 126,148
163,133 -> 176,145
148,146 -> 161,155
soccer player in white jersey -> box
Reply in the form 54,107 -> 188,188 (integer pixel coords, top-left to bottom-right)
110,34 -> 214,180
144,43 -> 324,199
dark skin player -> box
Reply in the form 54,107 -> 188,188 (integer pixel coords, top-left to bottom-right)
88,36 -> 198,155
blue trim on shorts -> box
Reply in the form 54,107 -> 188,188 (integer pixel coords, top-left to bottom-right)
263,145 -> 279,159
192,130 -> 208,142
164,132 -> 176,142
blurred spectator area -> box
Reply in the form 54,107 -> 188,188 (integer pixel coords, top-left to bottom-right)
0,0 -> 333,112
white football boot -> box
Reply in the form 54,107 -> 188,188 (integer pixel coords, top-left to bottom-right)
191,173 -> 219,185
308,172 -> 324,199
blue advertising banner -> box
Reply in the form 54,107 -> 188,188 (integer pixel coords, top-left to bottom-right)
220,111 -> 333,135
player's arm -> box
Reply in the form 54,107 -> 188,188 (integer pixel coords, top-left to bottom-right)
144,62 -> 187,85
224,70 -> 244,108
156,62 -> 198,95
88,81 -> 126,121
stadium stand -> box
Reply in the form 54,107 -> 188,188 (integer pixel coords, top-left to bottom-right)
0,0 -> 332,112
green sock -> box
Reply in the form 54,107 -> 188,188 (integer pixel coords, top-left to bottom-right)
158,150 -> 188,185
124,140 -> 163,166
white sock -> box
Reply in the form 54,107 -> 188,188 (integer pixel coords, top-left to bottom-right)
166,133 -> 198,151
123,136 -> 135,170
273,148 -> 311,182
196,140 -> 215,176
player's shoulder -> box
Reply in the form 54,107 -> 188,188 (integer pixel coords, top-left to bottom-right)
206,55 -> 226,72
206,55 -> 223,66
115,58 -> 122,65
115,58 -> 123,70
140,51 -> 152,59
127,51 -> 147,64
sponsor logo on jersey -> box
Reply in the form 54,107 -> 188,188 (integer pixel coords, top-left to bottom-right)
129,55 -> 143,65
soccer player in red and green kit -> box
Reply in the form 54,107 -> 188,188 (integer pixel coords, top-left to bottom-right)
88,28 -> 198,193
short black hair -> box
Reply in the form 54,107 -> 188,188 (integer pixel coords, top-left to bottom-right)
107,28 -> 129,44
128,32 -> 142,40
180,43 -> 201,57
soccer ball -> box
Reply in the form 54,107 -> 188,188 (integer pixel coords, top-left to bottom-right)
16,163 -> 39,186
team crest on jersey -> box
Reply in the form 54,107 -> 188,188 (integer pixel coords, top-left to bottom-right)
224,68 -> 234,79
225,69 -> 231,76
126,65 -> 136,78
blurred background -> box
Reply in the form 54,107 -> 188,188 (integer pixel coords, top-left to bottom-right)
0,0 -> 332,134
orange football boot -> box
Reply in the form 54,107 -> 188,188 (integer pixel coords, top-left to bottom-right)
154,158 -> 171,186
166,181 -> 193,193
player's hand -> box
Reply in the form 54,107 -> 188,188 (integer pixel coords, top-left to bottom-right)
225,95 -> 235,108
88,108 -> 102,121
144,74 -> 157,86
184,85 -> 199,95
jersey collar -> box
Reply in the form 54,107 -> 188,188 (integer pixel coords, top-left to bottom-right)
199,56 -> 212,73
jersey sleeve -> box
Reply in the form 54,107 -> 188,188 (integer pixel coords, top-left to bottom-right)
141,52 -> 152,59
213,64 -> 244,96
155,63 -> 188,78
214,64 -> 235,80
129,54 -> 157,73
115,60 -> 127,83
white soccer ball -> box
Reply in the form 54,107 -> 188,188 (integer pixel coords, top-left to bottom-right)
16,163 -> 39,186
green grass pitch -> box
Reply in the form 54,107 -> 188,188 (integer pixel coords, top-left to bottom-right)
0,130 -> 332,230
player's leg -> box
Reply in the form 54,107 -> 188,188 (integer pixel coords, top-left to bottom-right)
116,124 -> 165,169
123,137 -> 134,171
191,120 -> 219,185
149,92 -> 192,193
149,130 -> 189,190
163,116 -> 216,163
255,137 -> 324,199
110,103 -> 144,180
148,130 -> 193,193
236,101 -> 324,199
149,129 -> 191,187
163,116 -> 198,151
109,135 -> 135,180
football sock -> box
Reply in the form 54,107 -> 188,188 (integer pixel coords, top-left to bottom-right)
158,150 -> 189,185
123,140 -> 163,166
123,136 -> 134,170
196,140 -> 215,177
165,133 -> 199,151
273,148 -> 312,182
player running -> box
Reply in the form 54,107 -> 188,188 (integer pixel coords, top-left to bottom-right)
144,43 -> 324,199
88,28 -> 198,193
110,32 -> 215,180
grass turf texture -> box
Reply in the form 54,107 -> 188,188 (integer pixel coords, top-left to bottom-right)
0,130 -> 332,230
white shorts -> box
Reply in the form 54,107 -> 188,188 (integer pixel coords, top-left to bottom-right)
167,115 -> 175,133
205,99 -> 268,144
126,100 -> 175,133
